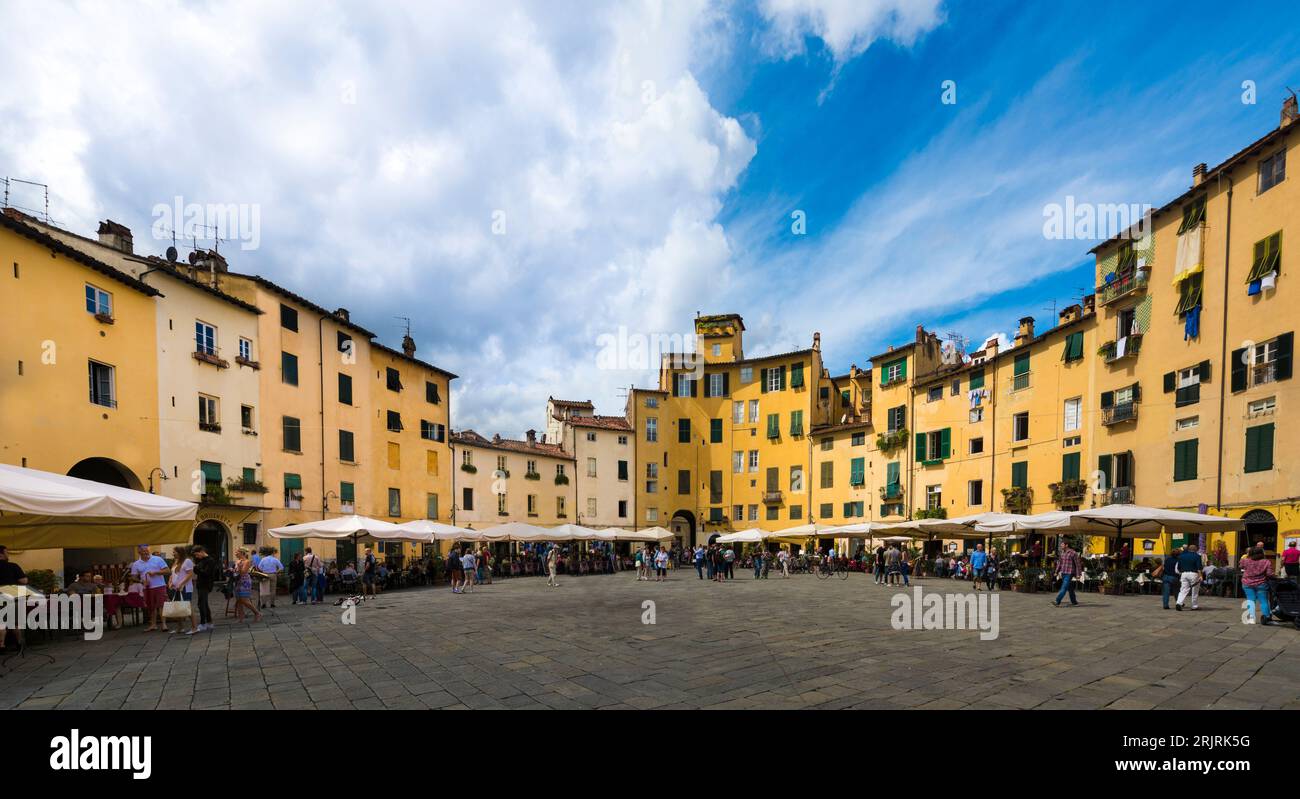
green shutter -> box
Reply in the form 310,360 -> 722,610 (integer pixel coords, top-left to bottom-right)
915,431 -> 926,457
284,473 -> 302,490
851,457 -> 865,486
939,428 -> 951,459
1013,353 -> 1030,376
200,461 -> 222,484
1011,461 -> 1028,489
767,413 -> 779,439
1174,439 -> 1198,482
969,369 -> 984,390
778,365 -> 787,390
791,362 -> 804,388
759,368 -> 769,394
242,467 -> 256,483
1245,424 -> 1274,473
710,418 -> 722,443
790,410 -> 803,437
1097,455 -> 1112,490
340,481 -> 355,501
885,461 -> 899,488
1061,452 -> 1080,482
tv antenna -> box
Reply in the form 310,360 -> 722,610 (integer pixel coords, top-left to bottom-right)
395,316 -> 412,338
2,177 -> 50,223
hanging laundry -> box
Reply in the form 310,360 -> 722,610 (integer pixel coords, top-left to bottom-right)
1248,279 -> 1262,296
1261,271 -> 1277,291
1183,304 -> 1201,341
1114,337 -> 1127,358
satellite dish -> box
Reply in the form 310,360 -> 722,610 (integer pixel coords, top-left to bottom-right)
166,245 -> 178,263
187,250 -> 199,265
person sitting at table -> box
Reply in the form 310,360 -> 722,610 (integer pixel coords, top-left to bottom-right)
66,571 -> 100,596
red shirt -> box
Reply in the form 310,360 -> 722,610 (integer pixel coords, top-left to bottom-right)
1242,557 -> 1273,587
1283,548 -> 1300,565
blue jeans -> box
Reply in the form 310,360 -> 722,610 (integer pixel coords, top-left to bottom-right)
1243,584 -> 1271,622
294,578 -> 308,603
1055,573 -> 1078,605
1161,576 -> 1179,608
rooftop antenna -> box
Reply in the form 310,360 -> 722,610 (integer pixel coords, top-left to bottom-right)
395,316 -> 412,338
2,177 -> 50,223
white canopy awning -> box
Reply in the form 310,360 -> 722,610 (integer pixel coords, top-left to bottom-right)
476,522 -> 601,542
0,462 -> 196,549
395,520 -> 483,541
716,528 -> 770,543
621,526 -> 677,542
879,512 -> 1024,538
974,505 -> 1247,536
268,515 -> 413,540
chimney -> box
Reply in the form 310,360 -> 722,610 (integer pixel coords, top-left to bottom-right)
334,307 -> 350,322
526,429 -> 536,446
402,334 -> 416,358
1083,293 -> 1096,315
1192,162 -> 1207,186
1015,316 -> 1035,346
540,433 -> 547,444
812,332 -> 821,351
493,433 -> 501,444
1282,93 -> 1298,128
983,336 -> 1000,359
96,220 -> 133,254
915,324 -> 926,344
1058,304 -> 1081,326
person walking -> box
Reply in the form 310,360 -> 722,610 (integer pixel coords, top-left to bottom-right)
752,548 -> 763,579
232,548 -> 262,622
1175,543 -> 1203,611
165,545 -> 198,635
303,547 -> 324,604
778,548 -> 790,578
654,545 -> 669,582
970,543 -> 988,590
1053,539 -> 1081,607
874,545 -> 886,584
900,547 -> 911,586
1282,540 -> 1300,580
288,552 -> 306,605
546,545 -> 560,587
884,545 -> 901,586
694,545 -> 705,579
1159,548 -> 1181,610
258,547 -> 283,608
447,546 -> 463,593
459,547 -> 477,593
362,548 -> 378,596
190,545 -> 218,632
634,546 -> 647,581
1241,544 -> 1275,625
984,549 -> 999,591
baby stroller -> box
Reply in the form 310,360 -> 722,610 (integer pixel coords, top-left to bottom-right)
1267,577 -> 1300,629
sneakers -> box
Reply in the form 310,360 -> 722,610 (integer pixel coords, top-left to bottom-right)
1175,604 -> 1183,611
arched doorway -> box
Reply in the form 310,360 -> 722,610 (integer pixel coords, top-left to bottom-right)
1239,509 -> 1278,556
67,457 -> 143,490
193,520 -> 231,566
671,510 -> 696,549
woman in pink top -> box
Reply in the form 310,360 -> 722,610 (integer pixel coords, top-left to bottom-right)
1282,541 -> 1300,580
1240,544 -> 1275,626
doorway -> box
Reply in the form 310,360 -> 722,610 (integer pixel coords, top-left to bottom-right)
193,520 -> 231,566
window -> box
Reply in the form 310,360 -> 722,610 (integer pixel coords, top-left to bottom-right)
526,459 -> 537,475
970,406 -> 984,423
462,450 -> 473,467
618,460 -> 629,480
338,373 -> 353,404
386,367 -> 402,392
733,401 -> 745,424
766,506 -> 780,521
88,360 -> 116,408
674,373 -> 693,398
789,505 -> 803,520
339,430 -> 355,462
820,461 -> 833,489
766,413 -> 779,439
736,367 -> 751,384
921,429 -> 951,461
424,381 -> 441,404
710,418 -> 723,443
1063,398 -> 1081,433
280,304 -> 298,331
340,482 -> 355,513
618,435 -> 627,445
748,400 -> 759,423
646,507 -> 659,523
646,463 -> 658,479
1012,352 -> 1030,391
968,480 -> 983,506
557,497 -> 566,518
1176,367 -> 1200,406
1010,461 -> 1028,489
677,469 -> 691,495
388,488 -> 401,517
969,368 -> 985,390
496,493 -> 508,516
645,397 -> 658,408
789,410 -> 804,437
282,416 -> 301,452
747,504 -> 758,521
765,367 -> 784,392
790,362 -> 804,388
951,378 -> 961,396
710,470 -> 723,503
337,331 -> 352,354
678,418 -> 691,444
1245,423 -> 1274,473
84,284 -> 112,316
1062,331 -> 1085,363
851,432 -> 865,447
1062,452 -> 1081,482
886,406 -> 905,433
926,485 -> 942,511
198,394 -> 219,431
240,404 -> 254,432
586,432 -> 597,442
386,410 -> 403,432
707,372 -> 725,397
819,437 -> 833,452
881,358 -> 905,385
587,457 -> 597,477
426,493 -> 439,520
1063,435 -> 1081,447
387,442 -> 400,469
420,420 -> 445,442
281,352 -> 299,385
927,386 -> 942,402
646,417 -> 658,442
1175,416 -> 1199,431
748,450 -> 759,472
712,343 -> 721,357
789,466 -> 803,493
1173,439 -> 1198,482
733,451 -> 744,474
195,321 -> 216,355
555,464 -> 566,478
1247,396 -> 1276,417
850,457 -> 865,487
587,497 -> 597,518
283,474 -> 302,509
238,338 -> 252,361
1013,412 -> 1029,442
462,487 -> 474,511
969,437 -> 984,455
1259,149 -> 1286,194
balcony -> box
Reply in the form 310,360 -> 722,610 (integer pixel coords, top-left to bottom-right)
1103,486 -> 1135,506
880,374 -> 907,389
1097,269 -> 1149,306
1049,478 -> 1088,509
199,421 -> 222,433
1101,402 -> 1138,426
234,355 -> 260,370
762,490 -> 783,505
878,483 -> 903,500
1009,371 -> 1032,392
193,347 -> 230,369
1100,333 -> 1142,364
876,428 -> 909,454
1001,486 -> 1033,514
226,477 -> 267,494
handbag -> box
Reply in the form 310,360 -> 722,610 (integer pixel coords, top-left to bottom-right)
162,589 -> 191,619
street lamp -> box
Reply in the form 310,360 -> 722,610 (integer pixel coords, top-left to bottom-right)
147,467 -> 168,494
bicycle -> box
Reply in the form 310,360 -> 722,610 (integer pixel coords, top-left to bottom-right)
814,557 -> 850,581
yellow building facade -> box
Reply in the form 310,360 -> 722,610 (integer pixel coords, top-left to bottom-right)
449,430 -> 575,527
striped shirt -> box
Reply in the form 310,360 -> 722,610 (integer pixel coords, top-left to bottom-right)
1058,549 -> 1082,576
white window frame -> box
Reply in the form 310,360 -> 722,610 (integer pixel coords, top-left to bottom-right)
748,450 -> 759,472
709,373 -> 723,397
733,401 -> 744,424
84,284 -> 112,316
1063,398 -> 1081,433
766,369 -> 781,392
732,451 -> 743,474
740,367 -> 753,384
645,417 -> 658,442
198,394 -> 219,427
195,320 -> 217,355
1013,412 -> 1030,442
748,400 -> 759,423
926,485 -> 942,510
1247,397 -> 1276,417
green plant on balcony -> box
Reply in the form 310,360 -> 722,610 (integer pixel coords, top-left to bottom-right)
878,483 -> 903,500
524,471 -> 540,480
460,463 -> 478,474
915,507 -> 947,519
1001,486 -> 1032,514
876,427 -> 909,454
554,474 -> 570,486
1048,478 -> 1088,507
203,483 -> 232,505
226,476 -> 267,493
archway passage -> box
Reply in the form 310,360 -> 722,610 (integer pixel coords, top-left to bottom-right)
193,520 -> 231,566
671,510 -> 696,549
67,457 -> 143,491
1240,509 -> 1278,556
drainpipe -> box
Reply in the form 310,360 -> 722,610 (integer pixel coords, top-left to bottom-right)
989,356 -> 997,514
1215,176 -> 1234,511
317,315 -> 327,520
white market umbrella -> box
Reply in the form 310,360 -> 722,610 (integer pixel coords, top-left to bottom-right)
395,520 -> 483,541
974,511 -> 1075,535
1063,504 -> 1246,536
619,526 -> 676,542
882,512 -> 1025,539
716,528 -> 769,544
0,462 -> 196,549
477,522 -> 600,542
268,515 -> 408,540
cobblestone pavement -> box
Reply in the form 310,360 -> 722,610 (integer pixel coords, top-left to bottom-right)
4,571 -> 1299,710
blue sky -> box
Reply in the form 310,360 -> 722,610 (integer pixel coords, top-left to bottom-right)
1,0 -> 1297,432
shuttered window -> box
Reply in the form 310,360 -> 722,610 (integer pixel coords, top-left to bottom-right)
1011,461 -> 1028,489
1173,439 -> 1198,482
1244,424 -> 1274,473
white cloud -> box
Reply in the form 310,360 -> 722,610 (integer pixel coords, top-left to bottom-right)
758,0 -> 946,63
